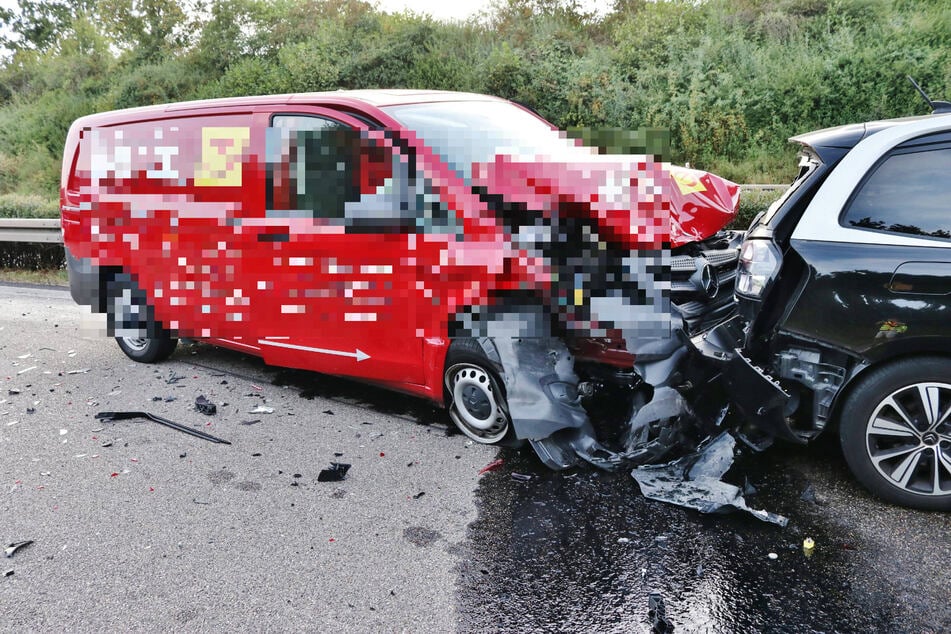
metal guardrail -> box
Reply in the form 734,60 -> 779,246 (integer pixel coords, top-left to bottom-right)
0,218 -> 63,244
0,184 -> 790,246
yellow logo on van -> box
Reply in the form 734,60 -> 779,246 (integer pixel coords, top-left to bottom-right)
196,127 -> 251,187
671,169 -> 707,196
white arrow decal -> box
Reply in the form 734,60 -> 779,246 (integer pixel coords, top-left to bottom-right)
258,339 -> 370,361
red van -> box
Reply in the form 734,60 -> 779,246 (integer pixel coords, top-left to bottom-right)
61,90 -> 740,469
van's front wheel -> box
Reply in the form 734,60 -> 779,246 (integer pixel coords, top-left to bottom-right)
107,275 -> 178,363
444,340 -> 512,444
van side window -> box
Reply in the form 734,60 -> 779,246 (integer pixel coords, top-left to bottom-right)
843,146 -> 951,241
266,115 -> 358,220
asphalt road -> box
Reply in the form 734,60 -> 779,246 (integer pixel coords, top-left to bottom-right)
0,282 -> 495,631
2,282 -> 949,632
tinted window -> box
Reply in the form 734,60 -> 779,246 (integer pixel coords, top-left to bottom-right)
843,147 -> 951,240
266,115 -> 357,220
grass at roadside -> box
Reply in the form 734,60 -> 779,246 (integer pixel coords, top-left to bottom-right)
0,268 -> 68,286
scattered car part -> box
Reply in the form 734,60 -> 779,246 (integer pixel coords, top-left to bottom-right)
648,592 -> 674,634
4,541 -> 33,558
95,411 -> 231,444
317,462 -> 351,482
194,395 -> 217,416
631,433 -> 788,526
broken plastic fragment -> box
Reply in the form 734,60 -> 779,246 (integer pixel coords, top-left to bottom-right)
648,592 -> 674,634
95,411 -> 231,444
631,432 -> 788,526
2,569 -> 12,577
4,541 -> 33,558
249,405 -> 274,414
511,472 -> 534,482
412,491 -> 426,499
195,395 -> 217,416
317,462 -> 351,482
478,459 -> 505,475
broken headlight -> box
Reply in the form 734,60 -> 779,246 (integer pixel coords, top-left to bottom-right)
735,239 -> 782,298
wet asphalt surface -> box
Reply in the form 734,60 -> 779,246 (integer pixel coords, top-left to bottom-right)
4,283 -> 950,631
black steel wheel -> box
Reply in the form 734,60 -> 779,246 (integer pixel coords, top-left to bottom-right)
107,275 -> 178,364
839,357 -> 951,510
444,340 -> 512,444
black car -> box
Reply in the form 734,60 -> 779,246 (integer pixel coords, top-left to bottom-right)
696,109 -> 951,510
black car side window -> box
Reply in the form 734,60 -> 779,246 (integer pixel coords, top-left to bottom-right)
842,145 -> 951,241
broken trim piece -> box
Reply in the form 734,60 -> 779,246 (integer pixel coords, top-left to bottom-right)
95,411 -> 232,444
632,432 -> 789,526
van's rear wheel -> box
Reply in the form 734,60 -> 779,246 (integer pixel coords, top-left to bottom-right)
444,340 -> 512,444
107,276 -> 177,363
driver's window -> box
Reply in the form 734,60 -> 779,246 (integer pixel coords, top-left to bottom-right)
266,114 -> 356,220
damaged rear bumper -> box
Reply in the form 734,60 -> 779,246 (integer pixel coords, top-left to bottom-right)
690,316 -> 801,444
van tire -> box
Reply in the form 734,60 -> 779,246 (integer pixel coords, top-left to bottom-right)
839,357 -> 951,511
444,339 -> 514,445
107,275 -> 178,364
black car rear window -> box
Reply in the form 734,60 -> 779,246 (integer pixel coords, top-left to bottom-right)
842,146 -> 951,241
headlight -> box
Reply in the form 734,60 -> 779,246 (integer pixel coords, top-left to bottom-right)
736,239 -> 781,298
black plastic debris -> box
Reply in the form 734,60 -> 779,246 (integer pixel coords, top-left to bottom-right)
195,396 -> 216,416
95,411 -> 231,445
648,592 -> 674,634
800,484 -> 818,505
631,432 -> 788,526
412,491 -> 426,499
2,569 -> 12,577
4,541 -> 33,558
317,462 -> 351,482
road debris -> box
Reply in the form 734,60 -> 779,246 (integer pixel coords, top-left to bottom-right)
4,541 -> 33,558
249,405 -> 274,414
478,458 -> 505,475
648,592 -> 673,633
511,472 -> 534,482
66,368 -> 90,375
412,491 -> 426,499
3,569 -> 12,577
95,411 -> 231,444
194,395 -> 217,415
317,462 -> 351,482
803,537 -> 816,558
631,432 -> 788,526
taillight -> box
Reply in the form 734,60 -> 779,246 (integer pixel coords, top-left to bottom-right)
735,239 -> 782,298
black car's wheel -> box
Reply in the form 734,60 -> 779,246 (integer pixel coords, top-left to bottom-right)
444,340 -> 512,444
107,275 -> 178,364
839,357 -> 951,510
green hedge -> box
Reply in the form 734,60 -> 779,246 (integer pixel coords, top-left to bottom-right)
0,193 -> 59,219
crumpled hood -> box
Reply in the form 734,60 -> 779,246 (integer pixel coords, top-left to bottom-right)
471,155 -> 739,249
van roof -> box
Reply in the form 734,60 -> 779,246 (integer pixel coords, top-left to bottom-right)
72,89 -> 505,127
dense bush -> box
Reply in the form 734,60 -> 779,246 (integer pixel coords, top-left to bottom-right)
1,0 -> 950,205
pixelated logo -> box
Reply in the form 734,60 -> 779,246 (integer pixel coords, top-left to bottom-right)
671,169 -> 706,196
195,127 -> 251,187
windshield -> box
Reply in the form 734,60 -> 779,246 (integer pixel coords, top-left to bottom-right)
383,100 -> 596,180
